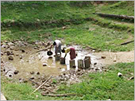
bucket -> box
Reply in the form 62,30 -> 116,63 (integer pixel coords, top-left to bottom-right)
47,51 -> 53,56
70,60 -> 76,68
55,54 -> 61,61
84,56 -> 91,68
60,57 -> 65,64
78,59 -> 84,69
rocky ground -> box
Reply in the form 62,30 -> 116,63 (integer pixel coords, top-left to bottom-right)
1,40 -> 134,95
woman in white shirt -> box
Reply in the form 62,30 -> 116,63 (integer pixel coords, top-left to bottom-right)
50,40 -> 61,56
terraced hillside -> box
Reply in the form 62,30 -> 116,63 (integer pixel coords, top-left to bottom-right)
1,1 -> 134,100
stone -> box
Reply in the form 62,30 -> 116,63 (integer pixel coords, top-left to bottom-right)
37,72 -> 40,75
10,46 -> 15,50
94,63 -> 97,65
118,72 -> 122,77
5,71 -> 14,78
16,54 -> 19,56
1,93 -> 6,100
19,78 -> 23,83
47,42 -> 51,46
95,68 -> 99,71
34,47 -> 38,49
9,75 -> 12,77
101,56 -> 106,59
23,80 -> 28,83
10,51 -> 14,55
3,69 -> 5,72
36,95 -> 38,98
6,51 -> 11,56
1,52 -> 3,56
20,56 -> 23,59
48,56 -> 53,59
8,56 -> 14,60
43,63 -> 47,66
30,71 -> 35,74
29,77 -> 34,81
113,60 -> 116,62
14,70 -> 19,74
130,73 -> 133,75
2,44 -> 7,48
8,42 -> 14,46
21,49 -> 25,53
128,76 -> 134,80
62,26 -> 66,29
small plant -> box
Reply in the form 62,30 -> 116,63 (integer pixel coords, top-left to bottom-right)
52,79 -> 57,84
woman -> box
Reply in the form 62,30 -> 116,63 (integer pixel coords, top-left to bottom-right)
62,47 -> 76,60
50,40 -> 61,56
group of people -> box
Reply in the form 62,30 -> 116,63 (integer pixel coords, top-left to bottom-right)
49,40 -> 76,60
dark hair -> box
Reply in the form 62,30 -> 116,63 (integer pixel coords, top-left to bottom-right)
62,47 -> 65,53
53,42 -> 56,45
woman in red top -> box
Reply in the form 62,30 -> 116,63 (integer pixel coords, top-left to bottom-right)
62,47 -> 76,60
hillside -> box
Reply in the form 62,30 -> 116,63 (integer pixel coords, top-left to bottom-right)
1,1 -> 134,100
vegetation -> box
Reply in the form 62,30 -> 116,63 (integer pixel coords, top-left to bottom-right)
1,62 -> 134,100
57,62 -> 134,100
1,1 -> 134,100
1,21 -> 134,51
1,1 -> 134,52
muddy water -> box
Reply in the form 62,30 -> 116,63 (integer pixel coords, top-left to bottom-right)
1,44 -> 99,81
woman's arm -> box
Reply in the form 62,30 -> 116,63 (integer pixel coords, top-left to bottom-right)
64,53 -> 67,58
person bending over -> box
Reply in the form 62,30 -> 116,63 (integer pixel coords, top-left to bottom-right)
50,40 -> 61,56
62,47 -> 76,60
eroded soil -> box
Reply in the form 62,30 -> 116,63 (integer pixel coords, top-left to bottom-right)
1,40 -> 134,95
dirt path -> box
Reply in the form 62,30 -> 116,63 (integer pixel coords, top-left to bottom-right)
93,50 -> 134,65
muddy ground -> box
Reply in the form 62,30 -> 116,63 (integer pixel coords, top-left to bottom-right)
1,40 -> 134,95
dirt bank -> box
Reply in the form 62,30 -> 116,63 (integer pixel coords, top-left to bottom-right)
93,50 -> 134,65
1,40 -> 134,95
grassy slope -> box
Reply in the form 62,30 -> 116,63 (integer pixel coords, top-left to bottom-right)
1,76 -> 54,100
1,1 -> 134,32
99,1 -> 134,16
1,1 -> 134,100
1,21 -> 134,51
1,1 -> 134,52
1,62 -> 134,100
1,1 -> 95,22
1,1 -> 134,22
57,62 -> 134,100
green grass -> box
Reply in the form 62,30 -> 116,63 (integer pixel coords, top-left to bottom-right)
57,62 -> 134,100
1,1 -> 95,22
1,21 -> 134,52
1,1 -> 134,41
2,62 -> 134,100
1,1 -> 133,23
1,76 -> 56,100
1,1 -> 134,100
99,1 -> 134,16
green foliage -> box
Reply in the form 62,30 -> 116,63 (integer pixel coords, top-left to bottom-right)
2,62 -> 134,100
100,1 -> 134,16
1,76 -> 52,100
52,79 -> 57,84
57,62 -> 134,100
1,21 -> 134,52
1,1 -> 134,100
